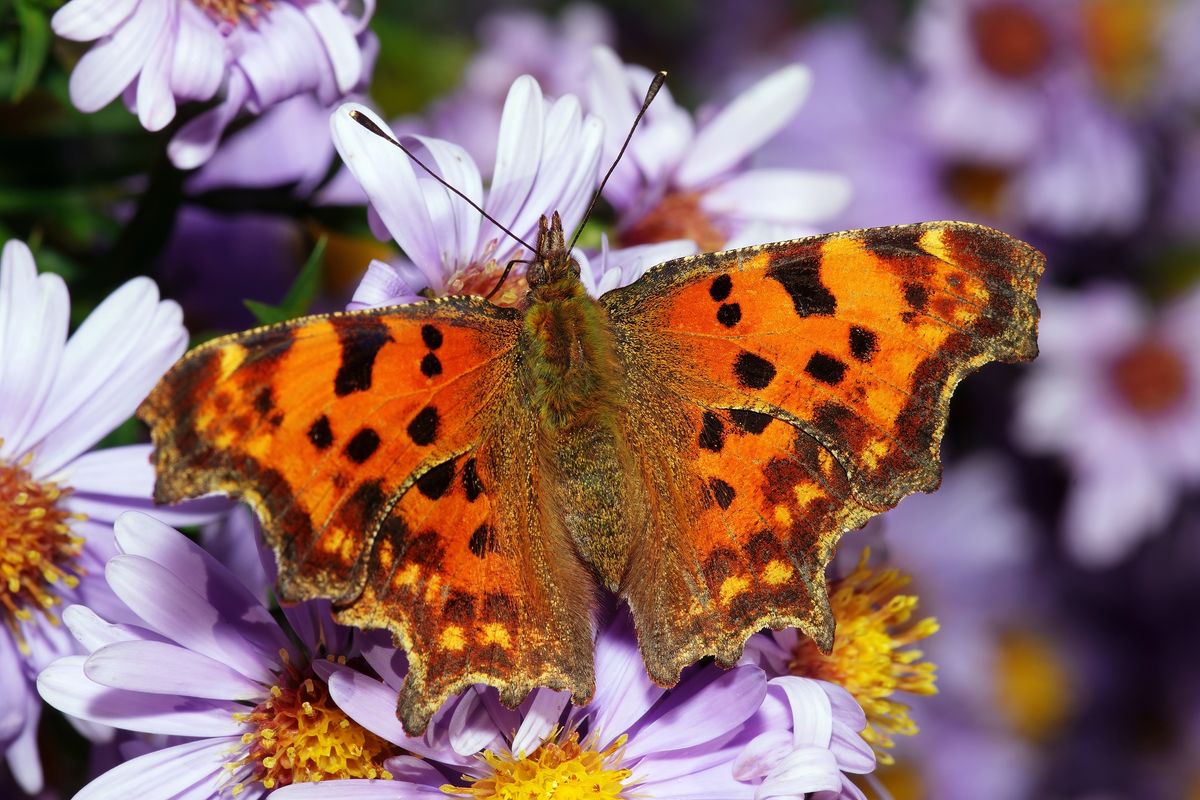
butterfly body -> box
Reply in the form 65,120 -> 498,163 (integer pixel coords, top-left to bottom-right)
140,216 -> 1044,733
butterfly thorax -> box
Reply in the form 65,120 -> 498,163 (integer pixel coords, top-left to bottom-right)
520,213 -> 642,588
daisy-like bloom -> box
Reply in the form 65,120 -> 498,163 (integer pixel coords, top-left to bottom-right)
272,612 -> 874,799
332,75 -> 604,309
0,240 -> 220,794
910,0 -> 1159,235
586,46 -> 850,253
37,512 -> 414,798
51,0 -> 376,168
746,551 -> 938,764
1014,284 -> 1200,565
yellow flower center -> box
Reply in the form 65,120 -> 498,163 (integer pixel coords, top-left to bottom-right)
1081,0 -> 1161,103
444,731 -> 632,800
620,191 -> 726,254
1110,337 -> 1188,417
226,652 -> 397,795
788,551 -> 938,764
445,259 -> 531,309
193,0 -> 272,26
0,454 -> 84,648
993,627 -> 1073,741
969,2 -> 1053,80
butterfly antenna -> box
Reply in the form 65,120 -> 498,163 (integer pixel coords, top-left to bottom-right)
568,70 -> 668,253
349,110 -> 540,257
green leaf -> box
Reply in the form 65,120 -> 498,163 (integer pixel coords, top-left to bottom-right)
244,236 -> 327,325
11,0 -> 51,102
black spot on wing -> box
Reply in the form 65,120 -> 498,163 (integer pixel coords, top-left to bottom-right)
904,283 -> 929,312
344,428 -> 381,464
734,351 -> 777,390
407,406 -> 439,446
421,324 -> 443,350
416,460 -> 455,500
729,409 -> 772,434
334,317 -> 393,397
462,458 -> 484,502
717,303 -> 742,328
805,352 -> 848,386
849,326 -> 878,362
709,478 -> 736,509
699,411 -> 725,452
766,253 -> 836,317
420,353 -> 443,378
469,525 -> 498,558
253,387 -> 275,415
709,274 -> 732,302
442,590 -> 475,622
308,415 -> 333,450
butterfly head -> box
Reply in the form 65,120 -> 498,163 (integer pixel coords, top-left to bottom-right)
526,212 -> 582,298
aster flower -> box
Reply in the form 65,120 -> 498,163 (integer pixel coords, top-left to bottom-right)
1014,284 -> 1200,565
269,612 -> 873,799
0,240 -> 219,794
52,0 -> 376,168
37,512 -> 413,798
586,46 -> 850,252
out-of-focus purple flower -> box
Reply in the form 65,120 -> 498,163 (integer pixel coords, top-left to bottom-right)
426,4 -> 614,173
333,76 -> 605,308
52,0 -> 376,168
272,612 -> 874,799
587,46 -> 850,252
38,512 -> 406,799
1014,284 -> 1200,565
0,241 -> 220,794
911,0 -> 1151,236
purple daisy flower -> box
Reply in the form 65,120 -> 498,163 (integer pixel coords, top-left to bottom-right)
37,512 -> 411,798
1014,284 -> 1200,565
586,46 -> 850,253
270,613 -> 873,799
334,75 -> 696,311
0,240 -> 218,794
51,0 -> 376,168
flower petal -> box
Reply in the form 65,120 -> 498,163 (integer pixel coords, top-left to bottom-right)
61,604 -> 159,653
86,639 -> 265,700
677,65 -> 812,187
625,666 -> 766,760
272,778 -> 446,799
300,0 -> 362,93
449,686 -> 516,756
135,3 -> 178,131
51,0 -> 139,41
511,689 -> 570,756
67,0 -> 166,114
348,259 -> 426,310
38,656 -> 245,737
756,747 -> 841,797
405,135 -> 483,272
170,2 -> 225,102
481,75 -> 544,252
588,612 -> 664,745
4,695 -> 42,794
700,169 -> 851,225
74,736 -> 244,800
168,67 -> 251,169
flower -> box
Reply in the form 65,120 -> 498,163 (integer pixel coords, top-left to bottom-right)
51,0 -> 376,168
746,551 -> 938,764
1014,283 -> 1200,565
332,75 -> 605,309
0,240 -> 220,794
271,612 -> 874,799
586,46 -> 850,252
37,512 -> 406,798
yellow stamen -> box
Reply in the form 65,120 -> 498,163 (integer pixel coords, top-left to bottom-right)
444,730 -> 632,799
788,550 -> 938,764
192,0 -> 272,26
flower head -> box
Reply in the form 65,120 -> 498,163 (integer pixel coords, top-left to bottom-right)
1014,283 -> 1200,564
0,240 -> 215,794
37,512 -> 402,798
52,0 -> 376,168
586,46 -> 850,252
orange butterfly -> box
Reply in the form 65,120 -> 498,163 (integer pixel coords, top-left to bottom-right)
138,207 -> 1042,733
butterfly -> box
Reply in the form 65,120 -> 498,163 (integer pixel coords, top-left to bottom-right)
138,211 -> 1043,734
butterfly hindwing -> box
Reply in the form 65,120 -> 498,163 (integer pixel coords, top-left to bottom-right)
139,298 -> 595,732
604,221 -> 1043,681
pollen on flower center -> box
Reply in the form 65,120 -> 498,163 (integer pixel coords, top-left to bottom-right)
192,0 -> 272,26
1110,338 -> 1188,417
444,730 -> 632,800
226,652 -> 397,795
1081,0 -> 1159,102
446,259 -> 531,308
621,191 -> 726,253
0,455 -> 84,644
969,2 -> 1052,80
788,550 -> 938,764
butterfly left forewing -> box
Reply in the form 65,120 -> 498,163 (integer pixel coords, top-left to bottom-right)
604,221 -> 1043,681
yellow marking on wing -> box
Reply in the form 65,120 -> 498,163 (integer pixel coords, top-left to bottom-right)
479,623 -> 512,649
393,564 -> 420,589
764,560 -> 795,586
793,483 -> 824,509
861,437 -> 891,470
439,626 -> 465,651
919,227 -> 949,264
720,576 -> 750,604
217,344 -> 248,380
774,506 -> 793,526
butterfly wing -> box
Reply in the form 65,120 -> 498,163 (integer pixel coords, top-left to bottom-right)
139,299 -> 594,732
602,221 -> 1043,682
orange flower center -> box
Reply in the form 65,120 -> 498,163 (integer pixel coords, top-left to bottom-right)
1110,338 -> 1188,417
941,161 -> 1011,217
193,0 -> 272,26
969,2 -> 1053,80
0,456 -> 83,647
226,652 -> 398,794
445,259 -> 531,309
620,191 -> 726,253
1081,0 -> 1161,102
443,730 -> 632,800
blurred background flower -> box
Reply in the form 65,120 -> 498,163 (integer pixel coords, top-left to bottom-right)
2,1 -> 1199,798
